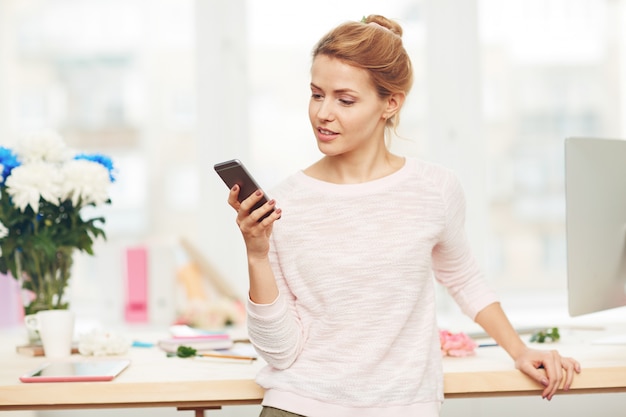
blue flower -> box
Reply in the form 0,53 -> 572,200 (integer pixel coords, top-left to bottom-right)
0,147 -> 21,184
74,153 -> 116,182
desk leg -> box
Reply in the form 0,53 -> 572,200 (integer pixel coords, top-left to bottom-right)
177,406 -> 222,417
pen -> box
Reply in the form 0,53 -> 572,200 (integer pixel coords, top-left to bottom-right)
197,352 -> 257,361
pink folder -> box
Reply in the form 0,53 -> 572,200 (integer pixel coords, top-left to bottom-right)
0,272 -> 24,328
124,247 -> 148,323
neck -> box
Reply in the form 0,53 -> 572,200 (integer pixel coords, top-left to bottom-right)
308,151 -> 405,184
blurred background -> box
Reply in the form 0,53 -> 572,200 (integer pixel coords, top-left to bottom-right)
1,0 -> 625,326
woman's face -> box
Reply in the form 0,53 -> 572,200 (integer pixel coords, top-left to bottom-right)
308,55 -> 389,158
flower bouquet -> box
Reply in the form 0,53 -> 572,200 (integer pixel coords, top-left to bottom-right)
0,131 -> 116,315
439,329 -> 477,357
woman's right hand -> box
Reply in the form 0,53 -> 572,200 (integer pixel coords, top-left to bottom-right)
228,184 -> 281,259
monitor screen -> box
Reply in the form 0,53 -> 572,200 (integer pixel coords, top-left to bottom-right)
565,137 -> 626,317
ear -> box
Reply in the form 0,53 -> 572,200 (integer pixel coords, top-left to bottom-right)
383,92 -> 405,120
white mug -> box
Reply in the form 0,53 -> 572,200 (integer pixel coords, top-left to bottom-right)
25,310 -> 75,358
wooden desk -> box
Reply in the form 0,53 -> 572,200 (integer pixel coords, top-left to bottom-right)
1,328 -> 625,412
443,341 -> 626,398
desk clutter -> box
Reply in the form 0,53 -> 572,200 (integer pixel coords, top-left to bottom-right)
15,323 -> 256,364
157,324 -> 258,361
16,329 -> 131,357
13,323 -> 258,388
157,332 -> 233,353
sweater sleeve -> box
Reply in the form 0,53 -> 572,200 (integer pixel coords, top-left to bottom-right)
246,233 -> 306,370
431,170 -> 499,320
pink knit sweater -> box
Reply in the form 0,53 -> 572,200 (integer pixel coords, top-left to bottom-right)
247,158 -> 498,417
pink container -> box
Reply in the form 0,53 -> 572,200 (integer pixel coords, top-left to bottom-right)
0,273 -> 24,328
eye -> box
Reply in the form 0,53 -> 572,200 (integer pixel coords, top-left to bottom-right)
311,93 -> 323,100
339,99 -> 355,106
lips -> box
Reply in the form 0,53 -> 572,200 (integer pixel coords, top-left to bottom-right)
317,127 -> 338,142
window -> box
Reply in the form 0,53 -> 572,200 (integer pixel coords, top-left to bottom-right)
3,0 -> 625,323
480,0 -> 623,295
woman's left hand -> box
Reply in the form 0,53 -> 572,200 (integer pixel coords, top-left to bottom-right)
514,347 -> 581,400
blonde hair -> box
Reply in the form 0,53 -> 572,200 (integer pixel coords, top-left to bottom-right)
312,14 -> 414,132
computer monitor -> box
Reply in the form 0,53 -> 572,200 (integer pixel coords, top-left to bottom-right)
565,137 -> 626,317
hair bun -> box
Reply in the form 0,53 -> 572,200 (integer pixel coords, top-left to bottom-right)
362,14 -> 403,37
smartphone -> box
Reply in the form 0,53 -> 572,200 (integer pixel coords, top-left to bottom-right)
214,159 -> 274,221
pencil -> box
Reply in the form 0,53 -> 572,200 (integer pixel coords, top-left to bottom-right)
197,352 -> 257,361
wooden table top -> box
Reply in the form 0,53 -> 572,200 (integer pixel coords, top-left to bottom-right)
1,326 -> 625,411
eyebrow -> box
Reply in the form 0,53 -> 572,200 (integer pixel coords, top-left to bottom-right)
310,83 -> 358,95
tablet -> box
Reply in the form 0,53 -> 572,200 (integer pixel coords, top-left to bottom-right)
19,359 -> 131,383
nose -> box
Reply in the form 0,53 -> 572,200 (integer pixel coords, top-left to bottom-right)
314,98 -> 334,121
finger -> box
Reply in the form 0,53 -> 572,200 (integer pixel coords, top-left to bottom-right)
258,204 -> 282,226
518,361 -> 550,393
239,189 -> 264,215
562,358 -> 581,391
519,357 -> 556,400
228,184 -> 241,210
542,351 -> 562,400
251,199 -> 279,223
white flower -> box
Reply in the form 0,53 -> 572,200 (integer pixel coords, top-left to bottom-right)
0,221 -> 8,239
78,329 -> 130,356
16,131 -> 71,164
60,159 -> 111,207
5,162 -> 62,212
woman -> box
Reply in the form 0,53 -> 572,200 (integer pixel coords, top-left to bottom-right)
227,14 -> 580,417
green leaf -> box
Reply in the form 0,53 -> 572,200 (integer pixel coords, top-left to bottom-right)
176,346 -> 198,358
529,327 -> 560,343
